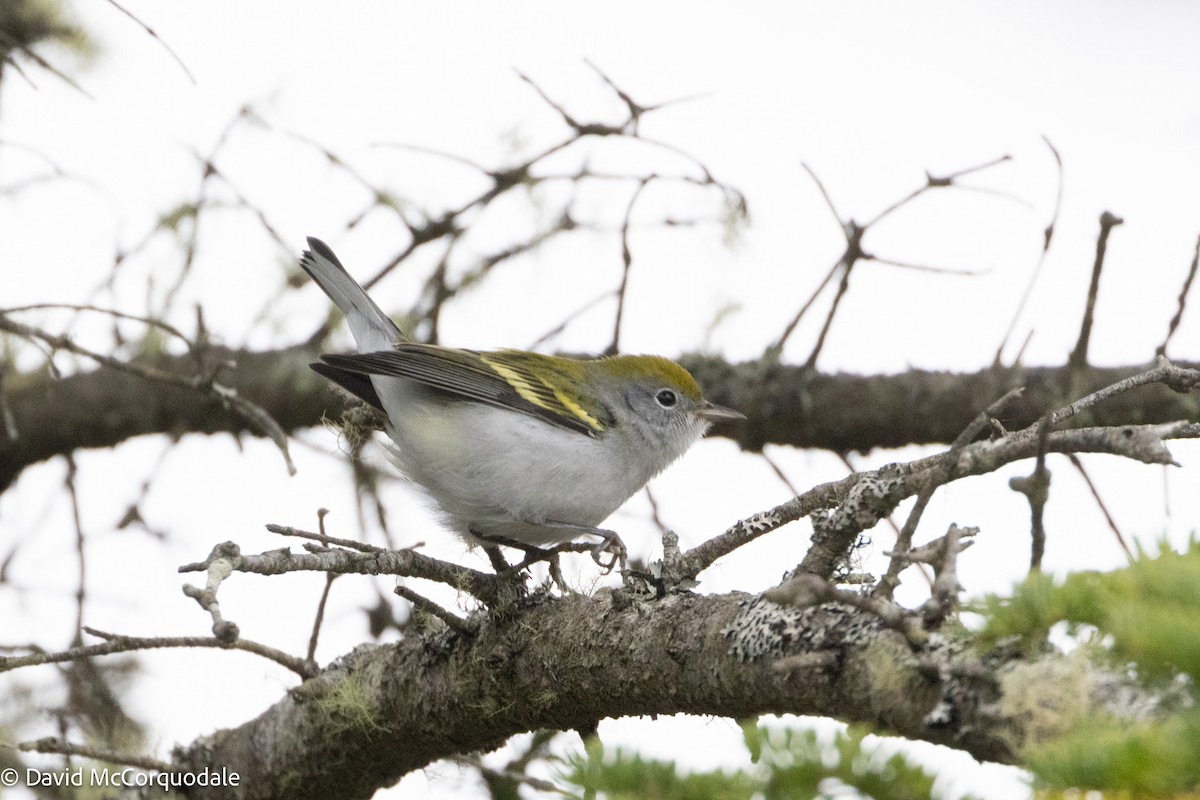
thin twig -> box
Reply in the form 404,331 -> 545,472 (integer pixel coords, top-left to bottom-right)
1047,355 -> 1195,427
527,290 -> 616,349
875,386 -> 1023,600
64,454 -> 86,638
451,753 -> 562,794
369,141 -> 491,174
19,737 -> 172,772
1157,233 -> 1200,357
1068,211 -> 1124,371
803,228 -> 863,370
193,534 -> 501,606
394,585 -> 474,634
1,628 -> 316,679
867,257 -> 990,276
1010,417 -> 1053,572
764,450 -> 803,498
515,69 -> 588,132
897,524 -> 977,626
609,177 -> 651,354
865,154 -> 1012,228
0,303 -> 194,346
800,161 -> 842,221
995,137 -> 1063,366
102,0 -> 197,84
1066,453 -> 1135,564
307,573 -> 338,663
266,523 -> 386,554
643,485 -> 671,539
583,59 -> 710,133
770,258 -> 840,357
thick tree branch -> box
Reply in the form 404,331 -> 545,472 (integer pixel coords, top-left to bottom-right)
169,590 -> 1019,800
0,344 -> 323,491
2,342 -> 1197,493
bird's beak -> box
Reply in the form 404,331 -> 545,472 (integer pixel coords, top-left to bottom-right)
693,402 -> 746,422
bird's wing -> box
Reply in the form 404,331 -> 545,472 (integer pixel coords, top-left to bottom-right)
318,345 -> 609,437
310,361 -> 385,411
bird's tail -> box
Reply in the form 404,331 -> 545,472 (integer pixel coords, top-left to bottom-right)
299,237 -> 404,352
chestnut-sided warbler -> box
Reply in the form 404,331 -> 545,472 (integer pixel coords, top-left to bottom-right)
300,237 -> 743,565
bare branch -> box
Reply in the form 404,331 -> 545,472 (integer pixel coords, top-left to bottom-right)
583,59 -> 709,134
898,523 -> 977,625
995,136 -> 1064,366
1009,418 -> 1052,572
20,737 -> 172,772
867,256 -> 990,276
181,542 -> 241,643
681,413 -> 1195,582
865,154 -> 1012,229
102,0 -> 197,85
800,161 -> 842,221
609,177 -> 651,354
803,226 -> 862,370
185,535 -> 501,606
1068,210 -> 1125,371
876,387 -> 1025,600
0,627 -> 315,679
64,454 -> 86,638
527,290 -> 616,349
265,522 -> 387,554
1047,355 -> 1198,427
0,303 -> 195,347
1066,453 -> 1135,564
306,552 -> 339,663
1157,233 -> 1200,358
393,585 -> 474,635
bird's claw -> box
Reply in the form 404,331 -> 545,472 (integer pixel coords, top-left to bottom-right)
590,530 -> 627,574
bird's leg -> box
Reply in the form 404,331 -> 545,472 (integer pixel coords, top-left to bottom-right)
547,551 -> 569,593
473,523 -> 628,575
534,521 -> 627,573
471,529 -> 554,575
481,544 -> 511,573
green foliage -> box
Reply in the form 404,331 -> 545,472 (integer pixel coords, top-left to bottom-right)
560,722 -> 960,800
754,725 -> 951,800
0,0 -> 92,60
977,540 -> 1200,676
1027,715 -> 1200,796
975,540 -> 1200,793
562,735 -> 755,800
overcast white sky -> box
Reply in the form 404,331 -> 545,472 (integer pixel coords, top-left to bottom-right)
3,2 -> 1200,798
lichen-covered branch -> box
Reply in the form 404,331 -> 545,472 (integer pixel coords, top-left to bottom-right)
169,590 -> 1019,800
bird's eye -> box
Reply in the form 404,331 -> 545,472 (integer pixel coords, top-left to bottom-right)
655,389 -> 678,408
